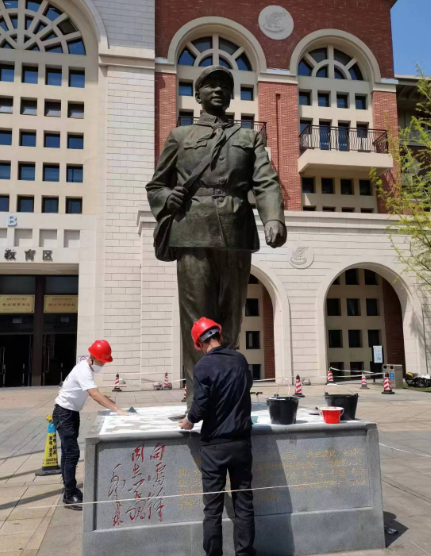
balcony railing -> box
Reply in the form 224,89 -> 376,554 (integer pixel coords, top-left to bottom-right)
177,117 -> 267,145
299,125 -> 389,155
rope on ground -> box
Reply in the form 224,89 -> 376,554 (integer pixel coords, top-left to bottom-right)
379,443 -> 431,459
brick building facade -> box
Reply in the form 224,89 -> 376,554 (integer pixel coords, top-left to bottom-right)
0,0 -> 427,388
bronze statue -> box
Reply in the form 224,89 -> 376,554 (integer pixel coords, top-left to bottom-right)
146,65 -> 286,406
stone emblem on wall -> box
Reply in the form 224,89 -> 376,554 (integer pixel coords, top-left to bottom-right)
287,246 -> 314,269
258,6 -> 294,40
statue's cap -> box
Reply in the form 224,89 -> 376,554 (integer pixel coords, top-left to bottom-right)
195,65 -> 234,92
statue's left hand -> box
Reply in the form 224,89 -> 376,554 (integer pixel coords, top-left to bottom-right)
264,220 -> 287,248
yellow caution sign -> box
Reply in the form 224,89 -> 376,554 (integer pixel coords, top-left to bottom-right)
35,415 -> 62,476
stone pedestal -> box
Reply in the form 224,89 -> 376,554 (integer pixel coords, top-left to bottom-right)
83,405 -> 385,556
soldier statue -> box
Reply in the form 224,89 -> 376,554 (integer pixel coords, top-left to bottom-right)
146,65 -> 287,407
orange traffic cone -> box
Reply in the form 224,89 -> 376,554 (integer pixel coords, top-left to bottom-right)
181,381 -> 187,403
112,373 -> 122,392
361,374 -> 369,390
293,375 -> 305,397
382,372 -> 395,395
327,368 -> 334,384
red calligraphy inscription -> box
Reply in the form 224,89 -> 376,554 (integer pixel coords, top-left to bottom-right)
109,443 -> 167,527
113,501 -> 123,527
150,443 -> 165,462
108,464 -> 122,499
132,444 -> 145,462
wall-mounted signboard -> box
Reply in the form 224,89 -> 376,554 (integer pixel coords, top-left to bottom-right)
372,345 -> 384,364
0,295 -> 35,314
44,295 -> 78,314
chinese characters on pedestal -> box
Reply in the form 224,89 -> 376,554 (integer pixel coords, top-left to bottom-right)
108,443 -> 166,527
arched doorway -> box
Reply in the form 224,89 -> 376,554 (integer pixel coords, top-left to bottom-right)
325,267 -> 406,380
238,273 -> 275,381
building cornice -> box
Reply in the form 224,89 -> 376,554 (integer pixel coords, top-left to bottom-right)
281,210 -> 397,230
138,209 -> 399,236
99,48 -> 155,70
155,58 -> 176,74
259,70 -> 298,85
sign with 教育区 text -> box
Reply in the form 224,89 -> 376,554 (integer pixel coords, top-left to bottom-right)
44,295 -> 78,314
0,295 -> 35,314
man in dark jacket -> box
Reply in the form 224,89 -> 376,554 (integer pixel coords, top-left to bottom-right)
179,317 -> 255,556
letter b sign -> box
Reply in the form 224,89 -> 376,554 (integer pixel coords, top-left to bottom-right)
7,215 -> 17,227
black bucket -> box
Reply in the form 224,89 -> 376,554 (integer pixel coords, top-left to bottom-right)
324,393 -> 359,421
267,396 -> 299,425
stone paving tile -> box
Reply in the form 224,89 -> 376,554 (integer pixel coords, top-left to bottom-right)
21,484 -> 62,496
8,494 -> 59,520
0,500 -> 18,521
0,517 -> 43,536
385,494 -> 431,518
392,457 -> 431,471
0,533 -> 34,552
0,487 -> 27,499
49,504 -> 83,528
25,515 -> 53,550
0,552 -> 33,556
386,540 -> 431,555
380,462 -> 414,475
37,524 -> 81,556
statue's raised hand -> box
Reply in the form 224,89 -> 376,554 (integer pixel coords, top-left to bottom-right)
264,220 -> 287,248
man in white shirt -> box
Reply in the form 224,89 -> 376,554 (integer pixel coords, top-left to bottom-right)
53,339 -> 128,508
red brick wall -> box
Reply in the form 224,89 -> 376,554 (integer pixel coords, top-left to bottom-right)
382,278 -> 406,373
155,73 -> 177,162
156,0 -> 394,78
372,91 -> 400,213
259,82 -> 301,210
262,288 -> 275,379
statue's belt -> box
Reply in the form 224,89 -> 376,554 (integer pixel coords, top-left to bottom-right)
195,187 -> 227,197
194,181 -> 228,198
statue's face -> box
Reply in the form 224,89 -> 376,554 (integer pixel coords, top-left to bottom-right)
195,73 -> 232,114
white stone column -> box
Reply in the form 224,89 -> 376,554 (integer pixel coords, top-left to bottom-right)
101,61 -> 155,388
138,214 -> 181,390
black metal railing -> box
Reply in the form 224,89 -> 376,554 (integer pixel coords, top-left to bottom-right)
177,117 -> 267,145
299,125 -> 389,155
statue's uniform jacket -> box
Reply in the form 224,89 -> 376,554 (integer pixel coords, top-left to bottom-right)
146,113 -> 285,249
146,113 -> 285,408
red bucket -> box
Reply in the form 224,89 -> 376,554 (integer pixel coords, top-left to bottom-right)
320,407 -> 344,424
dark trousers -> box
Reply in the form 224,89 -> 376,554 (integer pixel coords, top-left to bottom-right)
177,249 -> 251,408
201,440 -> 255,556
52,404 -> 80,495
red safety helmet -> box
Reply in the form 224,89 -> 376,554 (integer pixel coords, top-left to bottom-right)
191,318 -> 222,350
88,339 -> 113,363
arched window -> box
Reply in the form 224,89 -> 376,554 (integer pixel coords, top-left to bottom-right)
177,32 -> 258,128
298,46 -> 364,81
0,0 -> 98,223
297,44 -> 376,214
0,0 -> 85,54
178,35 -> 252,71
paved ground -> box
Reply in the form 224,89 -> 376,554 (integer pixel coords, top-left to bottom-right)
0,383 -> 429,556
